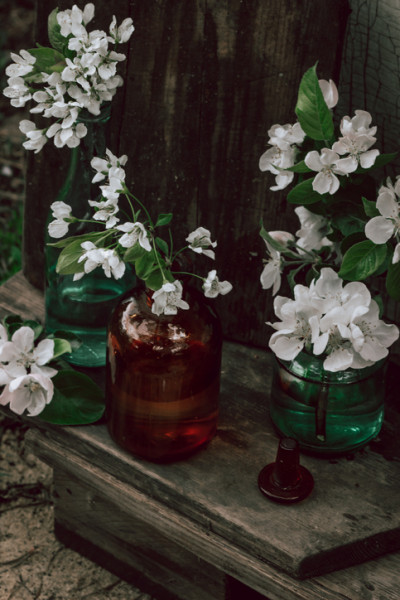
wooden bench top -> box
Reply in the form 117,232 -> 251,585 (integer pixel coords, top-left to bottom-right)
2,272 -> 400,600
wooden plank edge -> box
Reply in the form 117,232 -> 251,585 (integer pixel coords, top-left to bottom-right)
25,428 -> 361,600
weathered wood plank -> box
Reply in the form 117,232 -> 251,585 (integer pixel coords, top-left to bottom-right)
2,272 -> 400,598
52,468 -> 229,600
23,352 -> 400,581
25,426 -> 400,600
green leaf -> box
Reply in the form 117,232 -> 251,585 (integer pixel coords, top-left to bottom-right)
340,232 -> 365,255
260,225 -> 287,252
48,230 -> 114,249
56,239 -> 86,275
338,240 -> 387,281
47,8 -> 67,54
155,237 -> 169,256
50,330 -> 82,351
52,338 -> 72,358
145,269 -> 167,291
362,197 -> 380,218
27,47 -> 65,74
134,251 -> 158,280
287,178 -> 322,205
155,213 -> 173,227
335,214 -> 365,237
39,370 -> 105,425
284,160 -> 312,174
386,262 -> 400,300
123,243 -> 147,263
295,64 -> 334,140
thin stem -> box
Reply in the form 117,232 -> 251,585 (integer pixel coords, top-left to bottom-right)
172,270 -> 204,281
152,238 -> 168,283
123,192 -> 137,221
124,186 -> 153,227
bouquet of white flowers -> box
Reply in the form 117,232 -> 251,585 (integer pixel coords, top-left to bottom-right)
259,64 -> 399,370
3,3 -> 134,151
48,148 -> 233,315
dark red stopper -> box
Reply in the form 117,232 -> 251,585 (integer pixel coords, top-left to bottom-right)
258,438 -> 314,504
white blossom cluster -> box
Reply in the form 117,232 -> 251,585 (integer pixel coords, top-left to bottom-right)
365,176 -> 400,265
259,79 -> 380,194
0,326 -> 57,416
3,3 -> 134,152
260,206 -> 335,296
48,149 -> 233,315
268,268 -> 399,372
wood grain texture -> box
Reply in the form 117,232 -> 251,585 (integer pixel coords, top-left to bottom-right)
1,271 -> 400,598
23,0 -> 349,345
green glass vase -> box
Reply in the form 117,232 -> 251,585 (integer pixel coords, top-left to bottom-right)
45,107 -> 135,367
269,352 -> 386,455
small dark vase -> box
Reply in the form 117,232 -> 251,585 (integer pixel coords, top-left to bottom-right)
106,282 -> 223,462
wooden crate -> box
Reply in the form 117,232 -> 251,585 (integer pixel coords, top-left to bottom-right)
2,273 -> 400,600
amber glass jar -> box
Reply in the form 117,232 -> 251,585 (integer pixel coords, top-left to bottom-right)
106,282 -> 223,462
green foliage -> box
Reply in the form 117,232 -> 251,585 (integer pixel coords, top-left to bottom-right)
339,241 -> 387,281
39,370 -> 104,425
295,64 -> 334,141
287,178 -> 323,205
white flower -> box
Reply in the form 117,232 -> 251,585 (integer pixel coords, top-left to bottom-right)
202,270 -> 233,298
152,280 -> 190,316
3,76 -> 32,107
349,300 -> 399,364
91,150 -> 128,183
294,206 -> 332,252
89,198 -> 120,228
48,201 -> 73,238
319,78 -> 339,109
260,248 -> 282,295
0,373 -> 54,417
117,222 -> 151,251
108,16 -> 135,43
267,123 -> 305,147
309,268 -> 371,316
305,148 -> 354,195
47,120 -> 88,149
186,227 -> 217,259
267,268 -> 398,371
19,120 -> 47,153
5,49 -> 35,78
260,232 -> 294,295
268,289 -> 320,361
332,110 -> 379,171
365,178 -> 400,259
340,110 -> 377,138
259,122 -> 305,192
0,326 -> 57,379
75,242 -> 126,280
57,3 -> 94,38
393,243 -> 400,264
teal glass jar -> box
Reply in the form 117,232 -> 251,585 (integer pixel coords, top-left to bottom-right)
45,107 -> 135,367
269,352 -> 386,455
